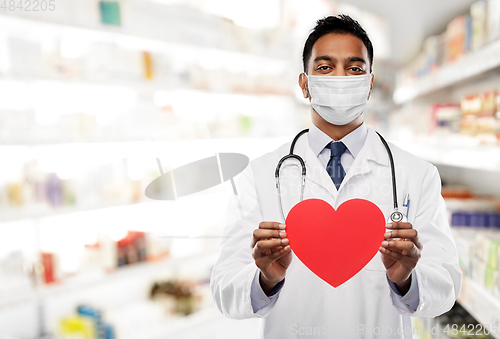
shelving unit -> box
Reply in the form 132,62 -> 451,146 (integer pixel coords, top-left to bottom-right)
0,14 -> 291,67
458,277 -> 500,339
390,134 -> 500,172
141,307 -> 222,339
152,306 -> 258,339
392,10 -> 500,336
393,39 -> 500,104
0,251 -> 218,310
0,8 -> 303,143
0,136 -> 290,225
0,201 -> 138,223
0,1 -> 301,336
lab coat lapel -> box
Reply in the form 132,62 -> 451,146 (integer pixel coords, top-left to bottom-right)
294,135 -> 338,200
296,127 -> 390,200
363,127 -> 391,167
337,127 -> 390,190
340,148 -> 372,188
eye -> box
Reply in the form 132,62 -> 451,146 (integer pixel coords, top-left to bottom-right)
349,67 -> 363,72
317,66 -> 331,71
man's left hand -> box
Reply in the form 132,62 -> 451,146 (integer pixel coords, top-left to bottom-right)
379,222 -> 422,294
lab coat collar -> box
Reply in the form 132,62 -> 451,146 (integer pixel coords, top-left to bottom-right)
339,127 -> 390,191
296,134 -> 338,197
295,126 -> 390,198
363,127 -> 390,167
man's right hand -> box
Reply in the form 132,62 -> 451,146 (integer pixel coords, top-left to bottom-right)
251,222 -> 292,295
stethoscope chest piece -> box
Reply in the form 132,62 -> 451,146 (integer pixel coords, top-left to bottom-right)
388,211 -> 407,223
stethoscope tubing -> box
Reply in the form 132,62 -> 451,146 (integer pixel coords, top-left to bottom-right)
275,129 -> 401,222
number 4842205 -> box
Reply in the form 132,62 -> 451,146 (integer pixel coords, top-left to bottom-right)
1,0 -> 55,11
443,323 -> 496,336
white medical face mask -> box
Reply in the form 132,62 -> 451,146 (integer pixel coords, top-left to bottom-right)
306,73 -> 372,125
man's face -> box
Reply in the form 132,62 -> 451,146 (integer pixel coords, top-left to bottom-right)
308,32 -> 370,76
299,32 -> 372,98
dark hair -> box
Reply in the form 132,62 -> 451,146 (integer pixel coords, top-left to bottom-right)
302,14 -> 373,73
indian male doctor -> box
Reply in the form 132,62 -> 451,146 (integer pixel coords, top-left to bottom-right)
211,15 -> 462,338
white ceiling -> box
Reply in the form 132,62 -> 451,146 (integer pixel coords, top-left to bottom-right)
334,0 -> 478,65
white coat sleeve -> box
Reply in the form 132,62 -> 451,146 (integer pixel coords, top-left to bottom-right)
250,270 -> 282,313
395,165 -> 462,317
387,272 -> 419,311
210,166 -> 278,319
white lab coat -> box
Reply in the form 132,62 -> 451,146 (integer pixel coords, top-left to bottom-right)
211,127 -> 462,339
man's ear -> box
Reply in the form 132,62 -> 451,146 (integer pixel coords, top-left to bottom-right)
298,73 -> 309,99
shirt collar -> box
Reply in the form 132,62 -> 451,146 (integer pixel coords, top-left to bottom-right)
308,122 -> 368,158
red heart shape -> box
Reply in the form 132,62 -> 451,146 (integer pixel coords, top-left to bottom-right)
286,198 -> 386,287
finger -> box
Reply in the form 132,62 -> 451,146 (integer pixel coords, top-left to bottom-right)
379,246 -> 417,268
270,246 -> 284,253
252,238 -> 288,258
253,229 -> 286,241
381,239 -> 418,254
379,246 -> 404,262
384,229 -> 418,240
273,246 -> 292,262
251,229 -> 286,248
384,229 -> 423,252
255,245 -> 291,268
259,222 -> 286,230
414,237 -> 423,250
379,246 -> 416,267
380,243 -> 404,255
386,222 -> 413,230
390,248 -> 404,255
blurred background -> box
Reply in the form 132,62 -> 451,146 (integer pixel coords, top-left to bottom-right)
1,0 -> 500,338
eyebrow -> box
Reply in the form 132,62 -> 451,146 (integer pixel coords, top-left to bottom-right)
313,55 -> 334,63
313,55 -> 366,65
347,57 -> 366,65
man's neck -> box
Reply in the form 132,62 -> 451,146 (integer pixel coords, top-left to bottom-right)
311,111 -> 364,141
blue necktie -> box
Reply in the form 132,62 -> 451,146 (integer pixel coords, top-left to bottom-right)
326,141 -> 346,189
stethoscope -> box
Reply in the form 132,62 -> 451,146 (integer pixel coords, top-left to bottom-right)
275,129 -> 407,224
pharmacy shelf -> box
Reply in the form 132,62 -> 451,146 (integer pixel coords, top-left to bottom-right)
0,251 -> 218,309
390,135 -> 500,172
0,136 -> 290,151
451,229 -> 500,337
143,307 -> 221,339
457,276 -> 500,339
0,136 -> 290,223
0,201 -> 147,223
393,39 -> 500,104
0,14 -> 290,70
0,77 -> 296,144
0,71 -> 294,106
146,306 -> 259,339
